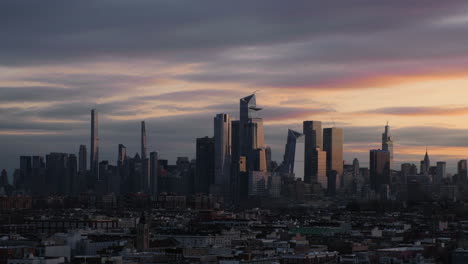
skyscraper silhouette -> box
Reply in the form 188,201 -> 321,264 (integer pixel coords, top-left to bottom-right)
90,109 -> 99,180
303,121 -> 323,184
141,121 -> 147,160
214,113 -> 232,199
323,127 -> 344,189
382,122 -> 393,169
79,145 -> 87,173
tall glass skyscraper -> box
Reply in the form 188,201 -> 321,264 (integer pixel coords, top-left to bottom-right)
214,113 -> 232,198
303,120 -> 323,184
90,109 -> 99,180
382,123 -> 393,169
323,127 -> 344,188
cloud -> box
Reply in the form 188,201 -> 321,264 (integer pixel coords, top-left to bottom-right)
358,106 -> 468,116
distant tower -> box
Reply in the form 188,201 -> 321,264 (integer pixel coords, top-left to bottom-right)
369,149 -> 390,192
323,127 -> 344,189
281,129 -> 305,180
239,94 -> 265,171
352,158 -> 360,178
195,136 -> 215,194
420,148 -> 430,175
118,144 -> 127,166
136,212 -> 150,251
214,113 -> 232,198
149,152 -> 159,196
382,122 -> 394,169
79,145 -> 87,173
90,109 -> 99,179
303,120 -> 323,184
141,121 -> 147,160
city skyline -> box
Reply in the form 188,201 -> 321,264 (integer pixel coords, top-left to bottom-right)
2,1 -> 468,175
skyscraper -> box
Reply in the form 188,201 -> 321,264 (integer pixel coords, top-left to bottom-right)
382,122 -> 394,169
214,113 -> 232,198
369,149 -> 390,192
323,127 -> 344,188
281,129 -> 305,180
239,94 -> 265,172
458,160 -> 467,181
420,149 -> 430,175
195,136 -> 215,194
303,121 -> 323,183
435,161 -> 446,184
118,144 -> 127,166
90,109 -> 99,179
141,121 -> 147,160
150,151 -> 159,196
79,145 -> 87,173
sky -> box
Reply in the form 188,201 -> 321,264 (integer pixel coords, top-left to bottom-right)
2,1 -> 468,176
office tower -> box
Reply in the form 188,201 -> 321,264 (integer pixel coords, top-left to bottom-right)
32,156 -> 45,169
435,161 -> 446,184
67,154 -> 78,194
214,114 -> 232,198
248,171 -> 270,197
281,129 -> 305,180
196,137 -> 215,194
265,146 -> 272,171
150,151 -> 159,196
79,145 -> 87,173
401,163 -> 412,179
0,169 -> 8,186
90,109 -> 99,179
141,121 -> 147,160
239,94 -> 265,172
118,144 -> 127,166
327,171 -> 337,196
420,149 -> 430,175
458,160 -> 467,182
303,121 -> 323,183
382,122 -> 394,169
352,158 -> 360,178
323,127 -> 344,188
46,153 -> 69,194
369,149 -> 390,192
18,156 -> 32,191
136,212 -> 150,251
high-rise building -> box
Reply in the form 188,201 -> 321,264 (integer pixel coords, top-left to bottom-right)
18,156 -> 32,191
458,160 -> 467,182
281,129 -> 305,180
323,127 -> 344,188
67,154 -> 78,194
90,109 -> 99,179
196,136 -> 215,194
141,121 -> 147,160
303,121 -> 323,183
214,113 -> 232,198
149,151 -> 159,196
369,149 -> 390,192
420,149 -> 430,175
435,161 -> 446,184
382,122 -> 394,169
0,169 -> 8,186
79,145 -> 87,173
118,144 -> 126,166
32,156 -> 45,169
239,94 -> 265,172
